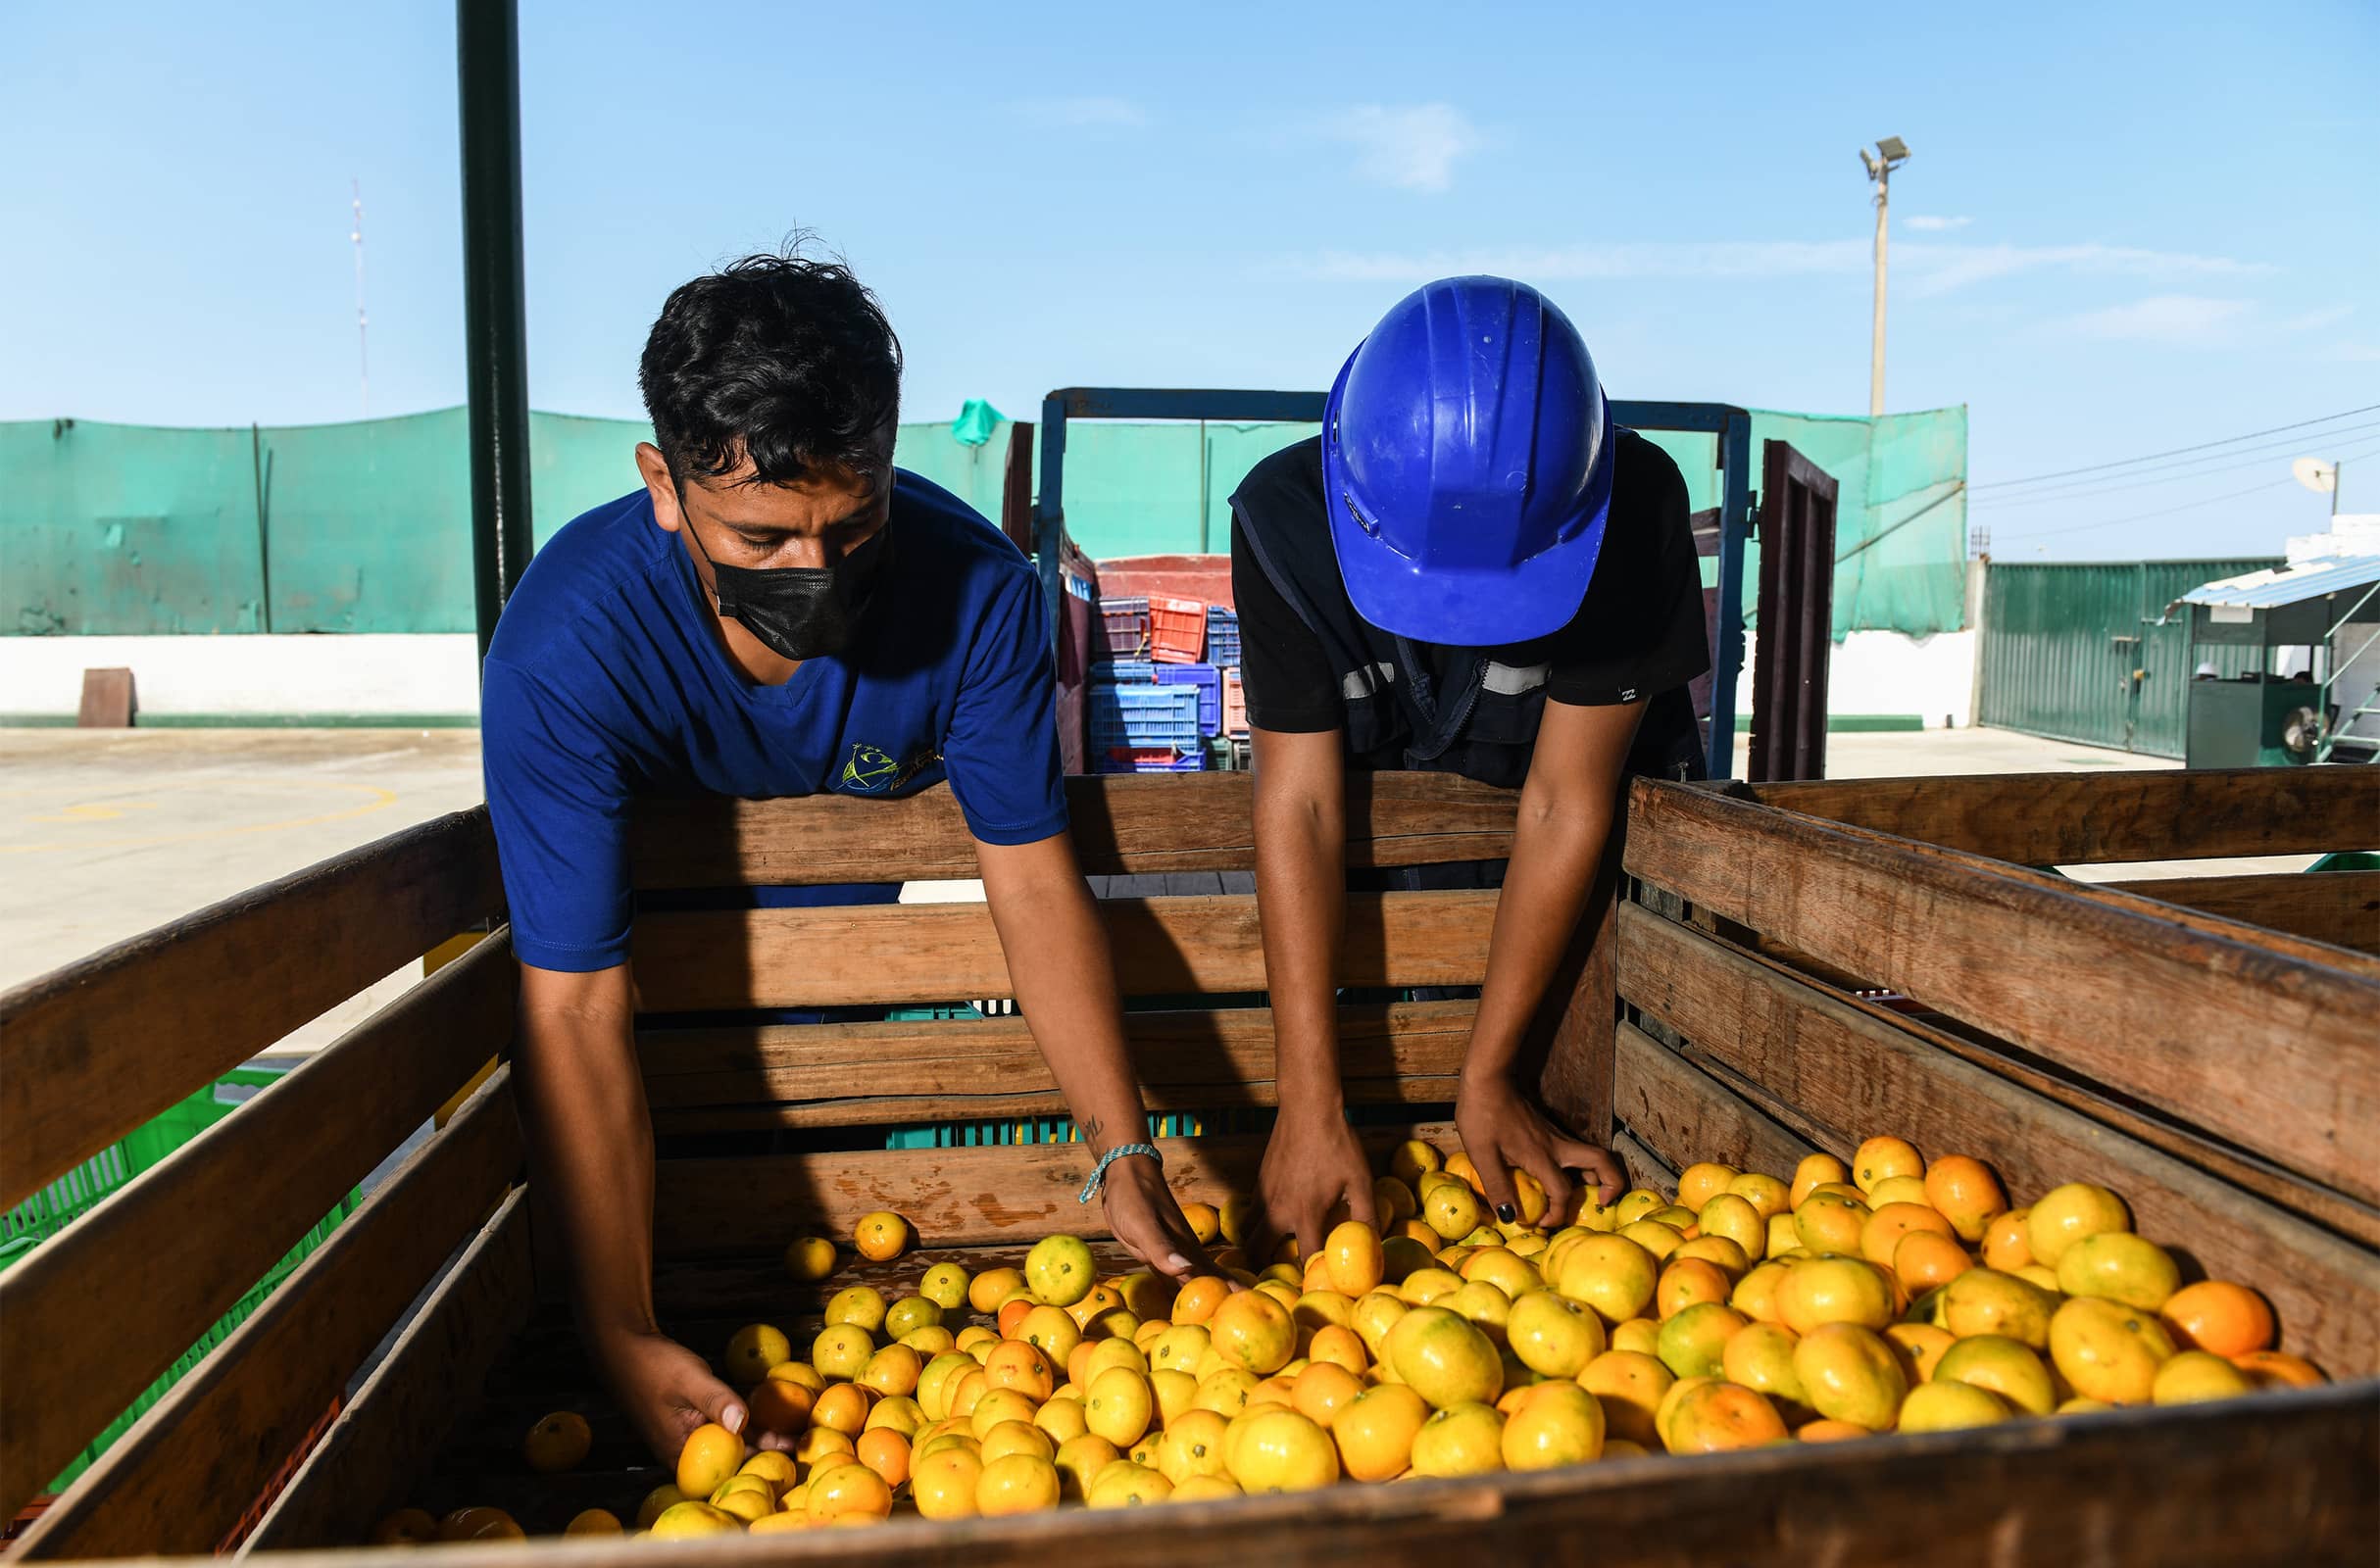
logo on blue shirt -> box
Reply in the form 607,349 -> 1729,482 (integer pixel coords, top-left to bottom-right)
839,742 -> 935,794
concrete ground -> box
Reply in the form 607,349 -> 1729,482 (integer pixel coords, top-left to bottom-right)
0,727 -> 483,1050
1,722 -> 2320,1034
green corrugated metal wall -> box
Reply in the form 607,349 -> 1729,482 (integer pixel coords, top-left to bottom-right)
1979,560 -> 2280,757
2,413 -> 1016,635
7,403 -> 1967,637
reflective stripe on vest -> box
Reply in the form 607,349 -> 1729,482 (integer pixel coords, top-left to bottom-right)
1481,662 -> 1551,697
1340,661 -> 1397,700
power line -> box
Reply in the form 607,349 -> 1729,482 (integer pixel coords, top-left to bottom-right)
1969,403 -> 2380,492
1969,419 -> 2380,510
1994,434 -> 2380,542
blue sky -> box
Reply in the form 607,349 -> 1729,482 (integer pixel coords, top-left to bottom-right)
5,0 -> 2374,560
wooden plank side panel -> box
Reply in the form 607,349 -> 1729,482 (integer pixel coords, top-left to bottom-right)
2107,869 -> 2380,956
15,1073 -> 523,1560
1752,766 -> 2379,866
630,893 -> 1498,1012
193,1385 -> 2376,1568
650,1124 -> 1456,1260
637,1004 -> 1473,1126
1624,780 -> 2380,1208
1536,873 -> 1619,1147
245,1189 -> 536,1553
629,771 -> 1519,888
1611,1021 -> 1818,1178
0,808 -> 502,1210
0,934 -> 517,1519
1617,904 -> 2380,1377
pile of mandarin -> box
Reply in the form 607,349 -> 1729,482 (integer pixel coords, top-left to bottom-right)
381,1139 -> 2329,1541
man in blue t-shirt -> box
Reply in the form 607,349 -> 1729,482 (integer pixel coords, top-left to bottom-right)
483,255 -> 1208,1466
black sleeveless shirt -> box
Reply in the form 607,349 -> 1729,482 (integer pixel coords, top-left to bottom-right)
1229,431 -> 1711,788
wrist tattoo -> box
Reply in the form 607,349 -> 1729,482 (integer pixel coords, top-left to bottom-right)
1079,1115 -> 1106,1148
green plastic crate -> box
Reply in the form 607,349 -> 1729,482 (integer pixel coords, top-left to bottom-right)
0,1068 -> 360,1494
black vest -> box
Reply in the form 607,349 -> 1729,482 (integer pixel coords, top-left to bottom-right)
1232,437 -> 1703,791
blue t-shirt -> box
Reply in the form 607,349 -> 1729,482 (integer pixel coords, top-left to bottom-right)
482,471 -> 1066,973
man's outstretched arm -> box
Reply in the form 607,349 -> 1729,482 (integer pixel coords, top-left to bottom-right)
514,961 -> 782,1462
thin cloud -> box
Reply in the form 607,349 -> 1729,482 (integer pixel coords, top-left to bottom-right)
1268,238 -> 2271,298
1277,240 -> 1864,282
1905,215 -> 1972,231
1316,103 -> 1486,193
1015,96 -> 1148,129
2063,294 -> 2253,341
2277,304 -> 2354,333
1903,242 -> 2267,297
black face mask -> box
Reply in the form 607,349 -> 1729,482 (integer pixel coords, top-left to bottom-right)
681,502 -> 890,662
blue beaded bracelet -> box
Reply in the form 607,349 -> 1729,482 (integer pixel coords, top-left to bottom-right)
1078,1142 -> 1163,1203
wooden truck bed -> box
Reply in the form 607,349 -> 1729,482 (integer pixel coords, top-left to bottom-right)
2,767 -> 2373,1564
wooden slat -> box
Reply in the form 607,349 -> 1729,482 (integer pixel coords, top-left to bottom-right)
637,1003 -> 1472,1128
1625,780 -> 2380,1209
245,1187 -> 535,1552
1536,865 -> 1620,1147
627,771 -> 1518,887
650,1123 -> 1455,1260
2107,869 -> 2380,956
1909,840 -> 2380,981
130,1384 -> 2379,1567
1610,1129 -> 1674,1193
630,893 -> 1498,1012
15,1072 -> 522,1559
1752,766 -> 2378,866
0,934 -> 517,1517
1617,904 -> 2380,1377
0,808 -> 501,1210
1612,1020 -> 1817,1178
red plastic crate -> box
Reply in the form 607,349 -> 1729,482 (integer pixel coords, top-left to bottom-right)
216,1395 -> 343,1554
1098,597 -> 1149,657
1147,596 -> 1208,664
1222,668 -> 1249,737
1101,746 -> 1207,773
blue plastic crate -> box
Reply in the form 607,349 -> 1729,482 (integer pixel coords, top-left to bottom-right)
1089,683 -> 1202,750
1206,607 -> 1241,668
1090,658 -> 1158,683
1155,662 -> 1222,737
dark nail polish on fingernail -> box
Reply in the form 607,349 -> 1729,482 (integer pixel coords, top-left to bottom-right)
1496,1203 -> 1516,1223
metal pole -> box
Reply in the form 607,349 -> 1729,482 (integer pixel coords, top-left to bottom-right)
1035,393 -> 1069,653
457,0 -> 536,661
1707,412 -> 1755,780
1869,166 -> 1889,417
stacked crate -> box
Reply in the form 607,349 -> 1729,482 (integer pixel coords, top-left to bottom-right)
1088,597 -> 1247,771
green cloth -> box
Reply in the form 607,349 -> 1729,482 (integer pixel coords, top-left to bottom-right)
950,398 -> 1007,447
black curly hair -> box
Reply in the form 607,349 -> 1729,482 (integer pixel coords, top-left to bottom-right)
638,248 -> 903,489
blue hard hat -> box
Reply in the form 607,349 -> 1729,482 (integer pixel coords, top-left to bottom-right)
1322,275 -> 1612,644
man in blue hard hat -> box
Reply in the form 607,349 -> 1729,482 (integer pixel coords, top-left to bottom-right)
1231,275 -> 1709,1256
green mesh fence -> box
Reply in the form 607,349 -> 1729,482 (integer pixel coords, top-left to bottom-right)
6,403 -> 1964,638
1,411 -> 1023,636
1030,405 -> 1967,635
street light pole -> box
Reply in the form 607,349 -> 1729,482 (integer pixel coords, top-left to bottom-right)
1860,137 -> 1909,418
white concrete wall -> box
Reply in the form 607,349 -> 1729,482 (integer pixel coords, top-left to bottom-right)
5,625 -> 1981,728
1733,628 -> 1979,728
2,634 -> 481,717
